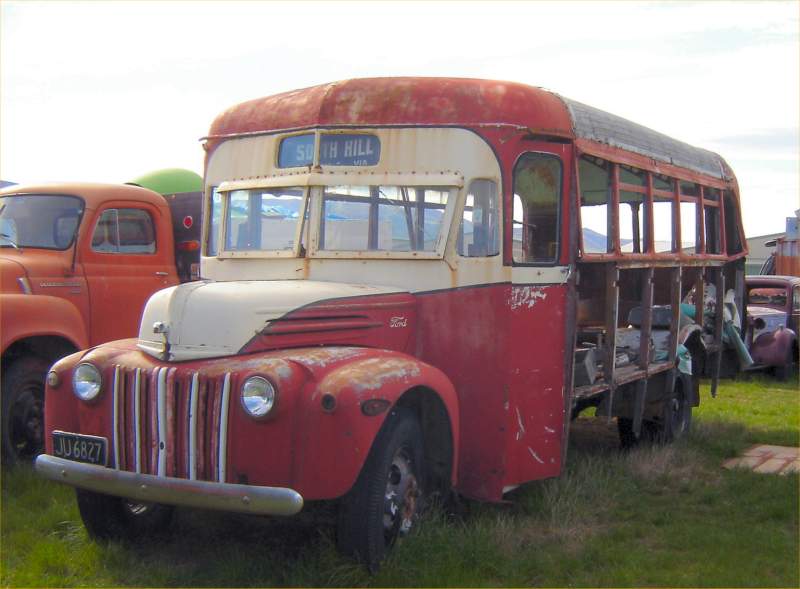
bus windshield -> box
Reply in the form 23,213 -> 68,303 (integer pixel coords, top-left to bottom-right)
320,185 -> 452,253
223,187 -> 306,252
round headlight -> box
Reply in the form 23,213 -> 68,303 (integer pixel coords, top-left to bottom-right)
73,363 -> 102,402
240,376 -> 276,418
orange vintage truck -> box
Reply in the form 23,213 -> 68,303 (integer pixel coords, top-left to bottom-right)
1,174 -> 201,463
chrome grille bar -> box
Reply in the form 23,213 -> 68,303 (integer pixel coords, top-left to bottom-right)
134,368 -> 142,474
112,365 -> 121,470
217,373 -> 231,483
188,373 -> 199,481
156,367 -> 168,477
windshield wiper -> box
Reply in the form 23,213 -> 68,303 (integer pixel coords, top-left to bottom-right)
0,233 -> 20,250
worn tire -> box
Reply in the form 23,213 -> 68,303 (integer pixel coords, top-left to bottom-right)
76,489 -> 174,541
337,407 -> 424,572
1,356 -> 48,466
616,417 -> 640,449
648,377 -> 692,444
773,345 -> 797,382
617,377 -> 692,448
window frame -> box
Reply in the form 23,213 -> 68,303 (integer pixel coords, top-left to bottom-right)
577,152 -> 734,261
457,178 -> 501,258
90,207 -> 157,255
510,151 -> 564,267
213,186 -> 309,259
313,184 -> 457,259
0,193 -> 85,251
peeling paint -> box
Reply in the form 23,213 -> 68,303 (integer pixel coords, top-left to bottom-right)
287,347 -> 362,369
317,356 -> 422,400
515,407 -> 526,441
528,447 -> 545,464
509,286 -> 548,310
544,426 -> 556,434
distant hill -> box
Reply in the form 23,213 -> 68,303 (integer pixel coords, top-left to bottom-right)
511,226 -> 629,253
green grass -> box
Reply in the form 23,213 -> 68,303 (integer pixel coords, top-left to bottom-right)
2,375 -> 798,587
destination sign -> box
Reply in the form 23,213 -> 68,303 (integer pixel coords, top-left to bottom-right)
320,134 -> 381,166
278,133 -> 381,168
278,134 -> 315,168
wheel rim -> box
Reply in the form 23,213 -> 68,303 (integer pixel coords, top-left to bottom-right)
382,446 -> 419,544
124,501 -> 153,516
8,387 -> 44,460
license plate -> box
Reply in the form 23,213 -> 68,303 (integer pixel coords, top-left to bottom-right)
52,431 -> 108,466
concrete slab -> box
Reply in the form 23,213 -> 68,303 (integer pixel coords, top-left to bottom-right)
723,445 -> 800,475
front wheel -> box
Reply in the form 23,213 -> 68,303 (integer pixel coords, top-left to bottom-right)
1,356 -> 48,466
337,408 -> 424,572
76,489 -> 174,541
773,345 -> 797,381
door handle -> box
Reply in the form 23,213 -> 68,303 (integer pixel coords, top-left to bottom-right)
155,271 -> 169,276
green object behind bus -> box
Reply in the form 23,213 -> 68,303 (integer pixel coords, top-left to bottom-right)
128,168 -> 202,195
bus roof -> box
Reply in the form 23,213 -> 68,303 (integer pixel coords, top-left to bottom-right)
206,77 -> 732,181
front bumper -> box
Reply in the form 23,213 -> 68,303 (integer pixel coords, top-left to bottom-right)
35,454 -> 304,516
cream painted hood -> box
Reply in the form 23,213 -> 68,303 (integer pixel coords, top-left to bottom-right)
137,280 -> 406,362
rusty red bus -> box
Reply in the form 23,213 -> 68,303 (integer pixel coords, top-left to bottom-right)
37,78 -> 747,569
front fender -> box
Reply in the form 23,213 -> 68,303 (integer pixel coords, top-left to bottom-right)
288,350 -> 460,501
1,294 -> 88,356
751,326 -> 797,366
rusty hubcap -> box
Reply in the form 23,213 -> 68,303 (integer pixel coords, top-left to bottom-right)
383,447 -> 419,541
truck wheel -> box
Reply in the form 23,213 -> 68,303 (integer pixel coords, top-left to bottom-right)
773,346 -> 796,381
337,408 -> 424,572
76,489 -> 174,541
616,418 -> 641,449
617,378 -> 692,448
1,356 -> 48,465
648,378 -> 692,444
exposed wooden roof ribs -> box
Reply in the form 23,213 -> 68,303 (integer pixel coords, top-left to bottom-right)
559,96 -> 728,180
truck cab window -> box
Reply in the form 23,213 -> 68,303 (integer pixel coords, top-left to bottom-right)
513,153 -> 562,263
458,179 -> 499,257
91,208 -> 155,254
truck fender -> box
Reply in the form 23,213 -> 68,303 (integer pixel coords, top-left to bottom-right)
1,294 -> 88,357
291,353 -> 460,501
751,326 -> 797,366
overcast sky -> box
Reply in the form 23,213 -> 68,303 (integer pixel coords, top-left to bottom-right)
1,0 -> 798,237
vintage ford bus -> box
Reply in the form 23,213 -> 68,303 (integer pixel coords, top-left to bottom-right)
37,78 -> 747,569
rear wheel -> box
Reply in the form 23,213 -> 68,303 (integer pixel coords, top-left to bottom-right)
617,377 -> 692,447
76,489 -> 174,541
1,356 -> 48,466
337,408 -> 424,572
647,377 -> 692,444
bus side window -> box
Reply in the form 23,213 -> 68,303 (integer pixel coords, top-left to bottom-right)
578,155 -> 611,254
679,181 -> 703,254
512,153 -> 562,264
458,179 -> 499,257
704,186 -> 721,254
